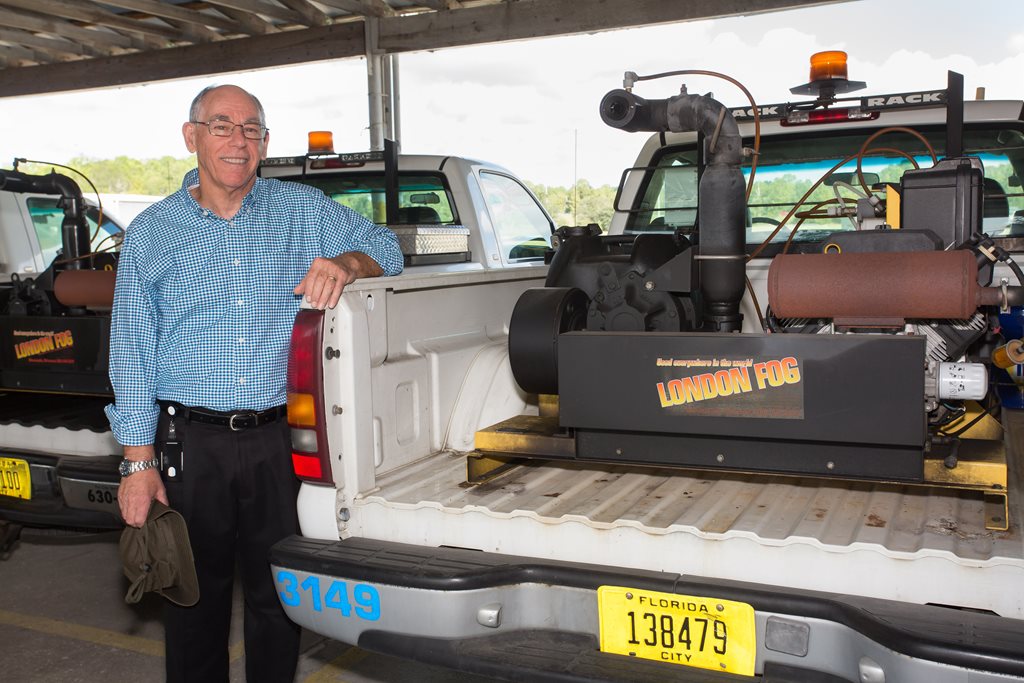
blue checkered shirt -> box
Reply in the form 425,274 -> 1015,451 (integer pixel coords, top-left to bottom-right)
105,169 -> 403,446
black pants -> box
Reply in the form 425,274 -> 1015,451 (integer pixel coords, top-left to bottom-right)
157,409 -> 301,683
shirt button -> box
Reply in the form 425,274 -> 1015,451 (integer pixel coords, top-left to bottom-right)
238,337 -> 245,344
233,258 -> 241,266
236,299 -> 244,307
238,377 -> 246,385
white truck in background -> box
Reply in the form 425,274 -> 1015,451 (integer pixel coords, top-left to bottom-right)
0,167 -> 126,539
269,69 -> 1024,682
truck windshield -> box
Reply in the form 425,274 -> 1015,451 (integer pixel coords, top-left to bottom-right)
26,198 -> 123,267
288,173 -> 458,226
623,126 -> 1024,247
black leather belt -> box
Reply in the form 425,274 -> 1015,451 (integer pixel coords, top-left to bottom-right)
158,401 -> 287,431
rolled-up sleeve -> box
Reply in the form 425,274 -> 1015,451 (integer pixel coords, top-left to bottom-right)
104,228 -> 160,445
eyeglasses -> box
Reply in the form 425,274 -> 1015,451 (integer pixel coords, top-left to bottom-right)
191,119 -> 268,140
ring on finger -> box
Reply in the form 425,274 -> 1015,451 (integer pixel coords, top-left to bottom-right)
327,275 -> 337,281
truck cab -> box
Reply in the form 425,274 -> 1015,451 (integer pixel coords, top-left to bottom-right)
259,148 -> 555,271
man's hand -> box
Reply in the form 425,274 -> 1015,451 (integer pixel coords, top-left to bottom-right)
118,444 -> 168,528
294,252 -> 384,310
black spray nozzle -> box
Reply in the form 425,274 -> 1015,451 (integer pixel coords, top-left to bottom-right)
600,89 -> 668,132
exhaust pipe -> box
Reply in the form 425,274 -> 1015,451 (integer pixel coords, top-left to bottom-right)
601,89 -> 746,331
0,169 -> 90,269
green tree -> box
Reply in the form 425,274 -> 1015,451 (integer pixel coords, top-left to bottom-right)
21,156 -> 196,196
527,180 -> 617,232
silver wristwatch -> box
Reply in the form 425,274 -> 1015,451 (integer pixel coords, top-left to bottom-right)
118,458 -> 160,477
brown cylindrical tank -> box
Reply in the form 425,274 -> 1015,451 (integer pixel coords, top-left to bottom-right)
767,250 -> 980,320
54,269 -> 116,308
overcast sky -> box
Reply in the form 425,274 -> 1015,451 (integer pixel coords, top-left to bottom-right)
0,0 -> 1022,189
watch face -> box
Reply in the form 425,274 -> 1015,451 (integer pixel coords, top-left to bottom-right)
119,459 -> 154,476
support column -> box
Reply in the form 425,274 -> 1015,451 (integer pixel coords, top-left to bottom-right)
365,17 -> 384,151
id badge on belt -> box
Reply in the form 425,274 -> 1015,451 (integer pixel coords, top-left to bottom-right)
160,407 -> 184,480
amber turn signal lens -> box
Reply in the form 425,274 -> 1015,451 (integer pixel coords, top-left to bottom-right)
808,51 -> 848,82
287,392 -> 317,427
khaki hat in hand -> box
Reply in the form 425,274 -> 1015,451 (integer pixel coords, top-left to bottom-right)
119,501 -> 199,607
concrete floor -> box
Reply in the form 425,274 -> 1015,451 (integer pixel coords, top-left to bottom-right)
0,527 -> 500,683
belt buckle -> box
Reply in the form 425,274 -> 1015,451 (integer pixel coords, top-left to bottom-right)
229,411 -> 256,431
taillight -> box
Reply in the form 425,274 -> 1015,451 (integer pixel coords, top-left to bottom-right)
287,309 -> 332,484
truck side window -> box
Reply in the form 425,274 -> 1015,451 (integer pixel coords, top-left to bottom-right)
26,198 -> 63,266
479,171 -> 553,262
622,154 -> 699,233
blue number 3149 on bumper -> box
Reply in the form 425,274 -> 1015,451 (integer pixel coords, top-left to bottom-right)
276,570 -> 381,621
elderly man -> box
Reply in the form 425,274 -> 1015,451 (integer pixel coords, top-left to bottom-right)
106,84 -> 402,682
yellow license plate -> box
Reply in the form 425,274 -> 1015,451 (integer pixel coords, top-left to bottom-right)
0,457 -> 31,500
598,585 -> 756,676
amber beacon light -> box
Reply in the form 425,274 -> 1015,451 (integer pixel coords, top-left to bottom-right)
307,130 -> 335,154
790,50 -> 866,98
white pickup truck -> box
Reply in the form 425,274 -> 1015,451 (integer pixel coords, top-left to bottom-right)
0,168 -> 126,535
0,152 -> 553,541
269,77 -> 1024,681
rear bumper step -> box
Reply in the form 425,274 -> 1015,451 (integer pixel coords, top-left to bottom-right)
270,536 -> 1024,682
0,452 -> 121,529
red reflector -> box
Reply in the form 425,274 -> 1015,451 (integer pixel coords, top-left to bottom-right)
310,158 -> 367,169
292,452 -> 323,479
781,108 -> 879,127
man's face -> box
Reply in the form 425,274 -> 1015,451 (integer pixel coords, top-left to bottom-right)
183,86 -> 268,196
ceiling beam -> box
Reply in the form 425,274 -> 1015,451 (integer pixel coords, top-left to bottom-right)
0,20 -> 365,97
378,0 -> 854,52
0,7 -> 139,52
275,0 -> 331,26
202,0 -> 306,25
0,41 -> 50,65
0,0 -> 859,97
0,25 -> 101,59
413,1 -> 456,10
97,0 -> 245,34
207,4 -> 279,35
0,0 -> 187,43
314,0 -> 396,18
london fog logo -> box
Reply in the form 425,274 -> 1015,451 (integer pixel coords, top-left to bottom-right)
12,328 -> 76,364
654,356 -> 804,419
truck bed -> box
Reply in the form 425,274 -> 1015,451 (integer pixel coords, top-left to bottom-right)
349,411 -> 1024,621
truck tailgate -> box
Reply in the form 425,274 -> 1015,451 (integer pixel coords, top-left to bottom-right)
350,415 -> 1024,620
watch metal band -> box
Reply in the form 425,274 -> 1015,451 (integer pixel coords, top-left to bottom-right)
119,458 -> 160,477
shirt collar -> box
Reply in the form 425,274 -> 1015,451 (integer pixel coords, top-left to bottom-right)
179,168 -> 266,218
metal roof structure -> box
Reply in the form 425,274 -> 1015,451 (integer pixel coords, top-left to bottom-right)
0,0 -> 852,97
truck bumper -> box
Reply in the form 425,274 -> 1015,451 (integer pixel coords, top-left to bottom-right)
270,536 -> 1024,682
0,451 -> 121,529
